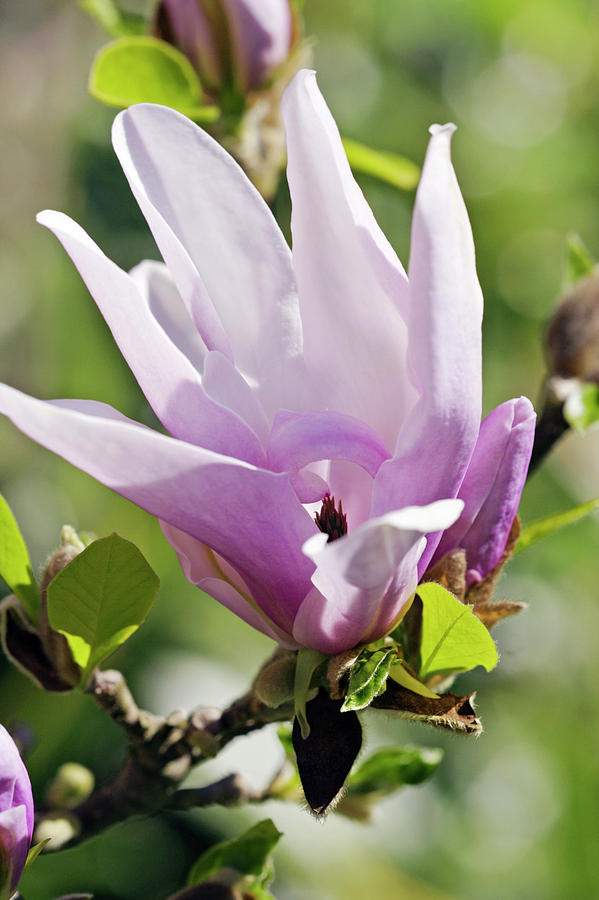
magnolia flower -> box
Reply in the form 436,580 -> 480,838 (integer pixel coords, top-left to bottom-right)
0,725 -> 33,895
0,70 -> 535,655
154,0 -> 294,93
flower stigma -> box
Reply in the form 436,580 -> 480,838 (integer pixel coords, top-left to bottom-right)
314,494 -> 347,543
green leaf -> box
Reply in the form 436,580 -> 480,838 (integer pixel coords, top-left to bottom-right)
564,232 -> 596,289
78,0 -> 146,37
342,137 -> 420,191
388,661 -> 439,699
418,583 -> 498,680
293,647 -> 326,739
0,494 -> 39,623
515,497 -> 599,555
47,533 -> 159,684
89,37 -> 218,121
341,646 -> 396,712
24,839 -> 50,871
347,745 -> 443,796
187,819 -> 282,887
563,382 -> 599,433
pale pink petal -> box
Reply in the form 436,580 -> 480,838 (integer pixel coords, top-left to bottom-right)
293,500 -> 463,653
0,805 -> 29,890
0,385 -> 316,630
112,103 -> 306,419
267,409 -> 390,478
223,0 -> 293,91
429,397 -> 535,583
282,70 -> 413,450
36,211 -> 265,467
160,520 -> 298,646
372,124 -> 483,518
129,260 -> 207,373
203,350 -> 270,448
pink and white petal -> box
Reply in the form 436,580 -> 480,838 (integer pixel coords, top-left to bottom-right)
160,520 -> 298,645
430,396 -> 535,583
223,0 -> 293,91
327,460 -> 375,529
37,211 -> 264,465
129,260 -> 207,373
0,385 -> 316,631
282,70 -> 412,449
294,499 -> 463,653
372,124 -> 483,518
112,104 -> 306,419
0,805 -> 29,890
203,350 -> 270,448
267,409 -> 390,478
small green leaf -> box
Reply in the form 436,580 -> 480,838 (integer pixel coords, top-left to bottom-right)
418,583 -> 498,680
515,497 -> 599,555
563,382 -> 599,433
388,661 -> 439,699
564,232 -> 596,289
347,745 -> 443,796
187,819 -> 282,887
276,724 -> 294,759
0,494 -> 39,623
341,646 -> 396,712
78,0 -> 146,37
24,839 -> 51,871
342,137 -> 420,191
47,533 -> 159,684
89,37 -> 218,120
293,648 -> 325,739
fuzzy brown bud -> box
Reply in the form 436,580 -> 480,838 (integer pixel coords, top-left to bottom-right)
545,273 -> 599,383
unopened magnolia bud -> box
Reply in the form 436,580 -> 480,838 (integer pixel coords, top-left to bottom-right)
34,813 -> 80,851
40,525 -> 85,592
45,763 -> 95,810
545,273 -> 599,383
252,651 -> 295,708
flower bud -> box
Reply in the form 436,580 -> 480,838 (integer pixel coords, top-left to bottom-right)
44,763 -> 95,811
154,0 -> 294,95
0,724 -> 34,894
545,272 -> 599,383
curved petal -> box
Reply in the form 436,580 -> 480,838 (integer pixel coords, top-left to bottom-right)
160,521 -> 298,646
293,499 -> 463,653
0,805 -> 29,890
112,103 -> 306,419
37,211 -> 264,466
129,259 -> 207,373
430,397 -> 536,583
372,124 -> 483,520
203,350 -> 270,448
281,70 -> 412,450
267,409 -> 390,478
223,0 -> 292,91
0,385 -> 317,631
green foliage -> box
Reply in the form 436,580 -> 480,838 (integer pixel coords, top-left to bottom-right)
89,37 -> 219,121
187,819 -> 282,888
347,745 -> 444,796
46,533 -> 159,685
563,382 -> 599,433
341,646 -> 396,712
564,233 -> 596,289
24,840 -> 50,873
342,137 -> 420,191
0,494 -> 39,623
78,0 -> 146,38
388,660 -> 439,698
418,583 -> 498,680
516,497 -> 599,555
293,648 -> 325,739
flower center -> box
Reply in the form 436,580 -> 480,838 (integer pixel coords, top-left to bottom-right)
315,494 -> 347,543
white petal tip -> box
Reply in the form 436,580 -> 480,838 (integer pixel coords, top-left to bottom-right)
428,122 -> 457,138
301,531 -> 330,560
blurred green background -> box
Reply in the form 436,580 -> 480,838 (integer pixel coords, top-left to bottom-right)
2,0 -> 599,897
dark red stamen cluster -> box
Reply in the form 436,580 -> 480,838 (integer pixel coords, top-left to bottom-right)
315,494 -> 347,543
